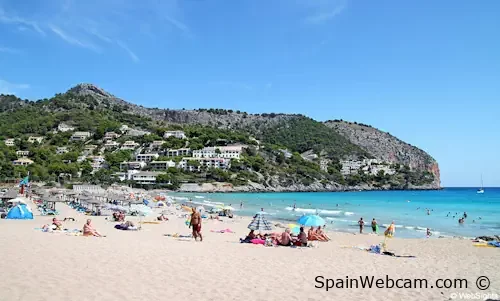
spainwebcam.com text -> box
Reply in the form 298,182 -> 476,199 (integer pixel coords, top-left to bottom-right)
315,275 -> 491,291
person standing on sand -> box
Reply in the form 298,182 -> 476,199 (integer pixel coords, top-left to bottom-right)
189,207 -> 203,242
371,218 -> 378,233
358,217 -> 365,234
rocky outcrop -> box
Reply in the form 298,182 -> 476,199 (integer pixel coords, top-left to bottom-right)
325,120 -> 441,188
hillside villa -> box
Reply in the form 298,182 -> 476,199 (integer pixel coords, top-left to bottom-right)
13,158 -> 34,166
70,132 -> 91,141
163,130 -> 186,139
28,136 -> 44,144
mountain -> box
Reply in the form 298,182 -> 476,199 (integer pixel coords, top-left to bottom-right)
324,120 -> 440,188
0,83 -> 440,191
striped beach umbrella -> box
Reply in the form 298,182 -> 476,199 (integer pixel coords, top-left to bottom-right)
248,213 -> 273,231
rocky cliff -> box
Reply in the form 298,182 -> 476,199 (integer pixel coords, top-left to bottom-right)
325,120 -> 441,188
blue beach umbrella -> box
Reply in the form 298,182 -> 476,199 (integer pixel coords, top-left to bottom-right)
297,215 -> 326,227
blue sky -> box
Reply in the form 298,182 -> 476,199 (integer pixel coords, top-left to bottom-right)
1,0 -> 499,187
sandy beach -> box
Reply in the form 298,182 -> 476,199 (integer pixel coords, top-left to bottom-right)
1,201 -> 499,301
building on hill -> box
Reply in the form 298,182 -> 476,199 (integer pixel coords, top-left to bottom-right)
163,130 -> 186,139
28,136 -> 44,144
121,141 -> 139,150
13,158 -> 34,166
166,148 -> 191,157
136,153 -> 159,163
132,171 -> 163,185
104,132 -> 120,140
340,159 -> 387,175
16,150 -> 30,158
279,149 -> 293,159
150,160 -> 176,170
104,141 -> 120,149
149,140 -> 165,149
57,123 -> 75,132
320,159 -> 329,172
56,147 -> 69,154
119,161 -> 147,170
70,132 -> 91,141
4,138 -> 15,146
114,170 -> 140,181
192,146 -> 243,159
121,125 -> 151,137
178,157 -> 231,172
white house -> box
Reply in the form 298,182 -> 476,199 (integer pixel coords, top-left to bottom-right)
57,123 -> 75,132
132,171 -> 163,185
136,153 -> 159,162
70,132 -> 91,141
114,170 -> 140,181
104,132 -> 120,140
178,157 -> 231,172
119,161 -> 147,170
163,130 -> 186,139
192,146 -> 243,159
150,160 -> 176,170
16,150 -> 30,157
28,136 -> 44,144
13,158 -> 34,166
150,140 -> 165,149
56,147 -> 69,154
166,148 -> 191,157
121,141 -> 139,150
4,138 -> 15,146
104,141 -> 120,149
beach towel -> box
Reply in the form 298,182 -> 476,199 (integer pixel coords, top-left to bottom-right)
488,241 -> 500,248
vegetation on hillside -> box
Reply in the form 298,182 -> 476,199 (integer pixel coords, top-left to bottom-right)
0,90 -> 435,190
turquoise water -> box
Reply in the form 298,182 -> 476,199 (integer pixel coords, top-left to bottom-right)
171,188 -> 500,238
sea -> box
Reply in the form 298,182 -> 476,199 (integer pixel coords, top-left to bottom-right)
169,188 -> 500,239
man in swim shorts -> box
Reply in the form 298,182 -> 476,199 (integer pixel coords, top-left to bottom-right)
358,217 -> 365,234
189,207 -> 203,242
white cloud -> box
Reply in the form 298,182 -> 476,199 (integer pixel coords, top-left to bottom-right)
49,24 -> 100,52
0,80 -> 30,95
116,40 -> 139,63
0,8 -> 45,35
0,46 -> 19,54
303,0 -> 347,24
305,5 -> 345,24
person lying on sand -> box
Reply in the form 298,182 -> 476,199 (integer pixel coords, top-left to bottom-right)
52,218 -> 63,230
315,226 -> 330,241
83,219 -> 103,237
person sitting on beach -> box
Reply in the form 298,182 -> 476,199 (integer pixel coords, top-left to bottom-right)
52,218 -> 63,230
279,228 -> 292,246
297,227 -> 308,246
308,227 -> 319,241
240,230 -> 257,243
157,214 -> 169,221
118,212 -> 125,222
83,219 -> 103,237
315,226 -> 330,241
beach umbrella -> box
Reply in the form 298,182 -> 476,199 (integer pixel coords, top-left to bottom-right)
288,223 -> 300,234
8,197 -> 27,204
248,214 -> 272,231
297,215 -> 325,227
